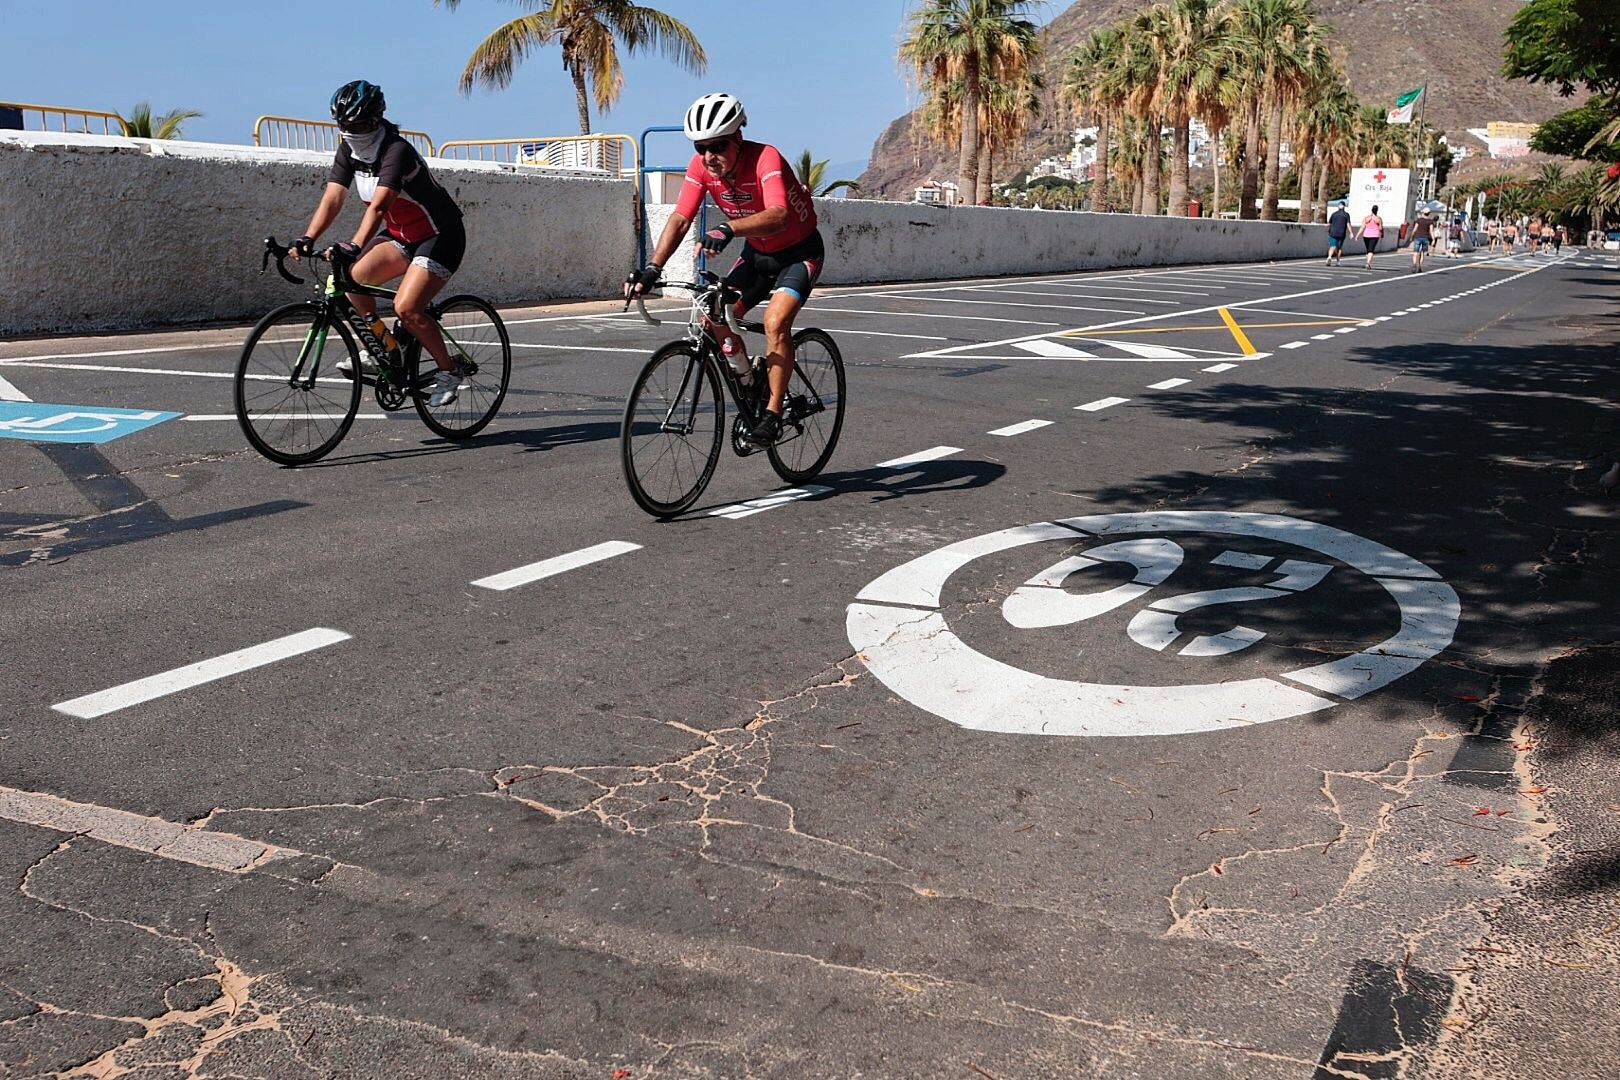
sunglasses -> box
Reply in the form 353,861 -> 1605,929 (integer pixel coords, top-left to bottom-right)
693,138 -> 732,155
338,119 -> 379,134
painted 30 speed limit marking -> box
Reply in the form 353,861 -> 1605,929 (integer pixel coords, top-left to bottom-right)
846,511 -> 1459,738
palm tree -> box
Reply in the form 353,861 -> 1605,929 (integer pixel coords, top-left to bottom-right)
121,102 -> 201,140
793,151 -> 861,198
1227,0 -> 1321,220
977,68 -> 1042,200
1140,0 -> 1242,217
436,0 -> 706,135
1306,75 -> 1358,221
1063,25 -> 1128,213
900,0 -> 1041,206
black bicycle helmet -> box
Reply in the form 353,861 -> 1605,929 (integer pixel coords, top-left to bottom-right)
330,80 -> 386,126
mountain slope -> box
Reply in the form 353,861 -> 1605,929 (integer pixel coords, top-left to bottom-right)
860,0 -> 1583,198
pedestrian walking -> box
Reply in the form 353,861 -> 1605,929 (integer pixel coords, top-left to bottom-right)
1326,203 -> 1351,265
1408,206 -> 1436,272
1353,206 -> 1384,269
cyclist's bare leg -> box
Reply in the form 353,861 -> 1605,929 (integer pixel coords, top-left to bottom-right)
346,239 -> 408,321
759,289 -> 803,415
394,265 -> 453,370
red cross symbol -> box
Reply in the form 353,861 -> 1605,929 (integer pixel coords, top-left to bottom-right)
1373,170 -> 1387,183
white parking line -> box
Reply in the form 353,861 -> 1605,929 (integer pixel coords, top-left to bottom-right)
815,307 -> 1060,326
0,785 -> 309,874
1203,363 -> 1240,373
877,446 -> 961,469
711,486 -> 832,519
1147,378 -> 1192,389
0,361 -> 347,384
471,540 -> 641,591
988,419 -> 1054,437
818,328 -> 949,341
1075,397 -> 1130,412
0,373 -> 31,401
52,628 -> 351,719
880,294 -> 1145,316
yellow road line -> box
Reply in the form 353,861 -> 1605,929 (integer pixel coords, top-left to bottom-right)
1063,318 -> 1366,337
1218,307 -> 1258,355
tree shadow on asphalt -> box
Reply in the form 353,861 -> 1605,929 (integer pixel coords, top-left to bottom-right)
1068,334 -> 1619,751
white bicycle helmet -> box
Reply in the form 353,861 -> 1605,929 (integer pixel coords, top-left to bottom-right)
683,93 -> 747,141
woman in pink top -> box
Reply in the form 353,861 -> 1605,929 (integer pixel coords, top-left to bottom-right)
1352,205 -> 1384,269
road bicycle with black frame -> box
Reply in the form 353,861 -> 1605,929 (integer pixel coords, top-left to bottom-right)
234,237 -> 512,466
621,271 -> 845,517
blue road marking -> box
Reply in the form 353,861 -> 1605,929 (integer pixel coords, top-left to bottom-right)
0,402 -> 180,444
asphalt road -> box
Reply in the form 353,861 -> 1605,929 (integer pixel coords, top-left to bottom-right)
2,245 -> 1617,1080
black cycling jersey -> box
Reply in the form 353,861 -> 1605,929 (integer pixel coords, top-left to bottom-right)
329,126 -> 462,245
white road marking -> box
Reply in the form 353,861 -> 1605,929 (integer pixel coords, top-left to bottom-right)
0,342 -> 229,364
471,540 -> 641,591
1203,363 -> 1239,372
711,486 -> 832,519
1040,281 -> 1212,296
0,373 -> 31,401
815,307 -> 1059,326
988,419 -> 1054,437
963,286 -> 1184,306
1076,397 -> 1130,412
1148,378 -> 1192,389
1014,340 -> 1098,359
877,446 -> 961,469
1311,334 -> 1335,340
0,785 -> 311,874
880,294 -> 1145,315
0,361 -> 347,384
1333,327 -> 1357,334
184,413 -> 390,421
1373,316 -> 1393,322
1279,341 -> 1309,350
52,628 -> 351,719
817,327 -> 949,341
509,343 -> 649,353
1092,340 -> 1198,360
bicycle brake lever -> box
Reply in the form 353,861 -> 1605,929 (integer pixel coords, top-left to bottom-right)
635,294 -> 661,327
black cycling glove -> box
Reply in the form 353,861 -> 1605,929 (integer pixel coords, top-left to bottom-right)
699,221 -> 734,255
626,264 -> 662,295
291,235 -> 316,258
330,241 -> 362,263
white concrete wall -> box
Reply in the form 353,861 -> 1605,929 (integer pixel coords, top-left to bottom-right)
0,132 -> 636,336
2,131 -> 1329,337
644,199 -> 1329,288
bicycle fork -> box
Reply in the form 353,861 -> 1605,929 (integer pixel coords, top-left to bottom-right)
659,353 -> 707,435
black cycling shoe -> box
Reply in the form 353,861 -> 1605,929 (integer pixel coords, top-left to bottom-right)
744,409 -> 782,448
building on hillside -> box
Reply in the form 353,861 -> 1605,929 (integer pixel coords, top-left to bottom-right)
1464,121 -> 1539,158
913,180 -> 960,204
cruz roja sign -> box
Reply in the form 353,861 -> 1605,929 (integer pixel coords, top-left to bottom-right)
1348,167 -> 1415,250
846,512 -> 1459,738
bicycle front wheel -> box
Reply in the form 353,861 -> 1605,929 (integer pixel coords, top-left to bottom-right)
767,327 -> 846,484
621,342 -> 724,517
234,302 -> 362,466
414,295 -> 512,440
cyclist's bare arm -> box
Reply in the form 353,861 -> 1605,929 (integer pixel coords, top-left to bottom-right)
348,186 -> 396,249
292,182 -> 347,260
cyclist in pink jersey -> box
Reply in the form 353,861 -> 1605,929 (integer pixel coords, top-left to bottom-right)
626,93 -> 824,447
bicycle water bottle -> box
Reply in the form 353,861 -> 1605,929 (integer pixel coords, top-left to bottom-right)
367,316 -> 398,357
721,334 -> 752,381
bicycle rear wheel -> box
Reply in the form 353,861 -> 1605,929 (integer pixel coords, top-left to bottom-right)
234,302 -> 362,466
414,295 -> 512,440
767,327 -> 845,484
621,342 -> 724,517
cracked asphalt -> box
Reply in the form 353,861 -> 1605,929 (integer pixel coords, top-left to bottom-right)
1,248 -> 1618,1079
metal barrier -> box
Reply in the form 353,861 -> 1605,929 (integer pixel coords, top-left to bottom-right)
638,125 -> 700,269
253,116 -> 435,157
436,133 -> 637,177
1,101 -> 127,135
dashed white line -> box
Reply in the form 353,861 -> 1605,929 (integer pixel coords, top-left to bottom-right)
1311,334 -> 1335,340
1373,316 -> 1393,322
876,446 -> 962,469
52,628 -> 352,719
1147,378 -> 1192,389
1075,397 -> 1130,412
1279,341 -> 1309,350
471,540 -> 642,592
1203,363 -> 1240,373
1333,327 -> 1357,334
988,419 -> 1054,437
711,486 -> 832,519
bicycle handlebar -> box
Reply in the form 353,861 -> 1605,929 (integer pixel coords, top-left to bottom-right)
262,236 -> 359,290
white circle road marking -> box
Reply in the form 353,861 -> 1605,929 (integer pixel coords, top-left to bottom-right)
846,512 -> 1459,738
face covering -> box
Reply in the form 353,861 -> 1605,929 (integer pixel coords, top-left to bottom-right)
342,126 -> 386,162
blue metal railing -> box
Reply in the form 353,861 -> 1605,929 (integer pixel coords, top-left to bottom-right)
637,125 -> 709,270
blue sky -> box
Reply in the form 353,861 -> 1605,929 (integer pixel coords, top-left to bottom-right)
7,0 -> 1059,175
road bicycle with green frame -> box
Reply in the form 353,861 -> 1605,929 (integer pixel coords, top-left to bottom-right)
620,271 -> 845,517
234,237 -> 511,466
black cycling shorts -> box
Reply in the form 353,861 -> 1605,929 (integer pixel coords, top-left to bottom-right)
386,220 -> 466,280
723,230 -> 825,312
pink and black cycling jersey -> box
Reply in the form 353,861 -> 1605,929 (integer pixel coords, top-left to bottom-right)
329,129 -> 462,246
674,141 -> 817,254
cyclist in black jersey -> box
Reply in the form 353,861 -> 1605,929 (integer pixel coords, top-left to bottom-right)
289,81 -> 469,406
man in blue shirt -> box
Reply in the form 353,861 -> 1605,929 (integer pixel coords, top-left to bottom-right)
1326,202 -> 1352,266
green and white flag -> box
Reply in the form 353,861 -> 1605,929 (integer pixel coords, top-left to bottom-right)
1387,88 -> 1423,125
